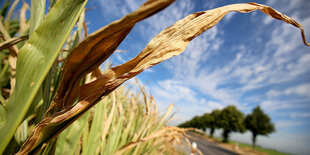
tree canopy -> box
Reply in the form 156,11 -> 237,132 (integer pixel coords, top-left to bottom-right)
245,106 -> 275,149
178,105 -> 276,144
202,109 -> 220,137
218,105 -> 246,142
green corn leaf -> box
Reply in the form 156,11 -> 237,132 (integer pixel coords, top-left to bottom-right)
0,103 -> 5,127
82,101 -> 105,155
30,0 -> 46,35
0,0 -> 88,153
0,58 -> 9,83
71,9 -> 85,48
55,111 -> 90,155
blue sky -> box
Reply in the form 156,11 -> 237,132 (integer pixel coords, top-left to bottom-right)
84,0 -> 310,154
2,0 -> 309,154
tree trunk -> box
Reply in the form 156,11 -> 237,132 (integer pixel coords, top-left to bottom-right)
210,128 -> 215,138
252,132 -> 257,150
222,130 -> 230,143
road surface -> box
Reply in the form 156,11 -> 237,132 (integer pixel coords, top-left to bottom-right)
187,133 -> 239,155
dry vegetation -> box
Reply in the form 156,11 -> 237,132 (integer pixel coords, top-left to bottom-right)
0,0 -> 309,154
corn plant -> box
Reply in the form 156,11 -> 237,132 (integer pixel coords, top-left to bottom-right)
0,0 -> 309,154
55,80 -> 191,155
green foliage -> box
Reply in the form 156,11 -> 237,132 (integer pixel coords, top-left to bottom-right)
245,106 -> 275,149
0,0 -> 88,152
218,105 -> 246,143
179,105 -> 246,143
202,109 -> 221,137
178,115 -> 205,130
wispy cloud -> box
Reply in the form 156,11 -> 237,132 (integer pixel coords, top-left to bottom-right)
137,0 -> 195,40
276,121 -> 305,128
267,83 -> 310,97
261,100 -> 310,113
148,0 -> 310,128
290,112 -> 310,118
95,0 -> 142,18
223,12 -> 236,23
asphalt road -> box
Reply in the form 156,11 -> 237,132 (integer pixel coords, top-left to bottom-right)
187,133 -> 239,155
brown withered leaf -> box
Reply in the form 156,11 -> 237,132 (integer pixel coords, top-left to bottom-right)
49,0 -> 176,112
19,1 -> 30,34
0,36 -> 28,51
114,127 -> 187,155
0,20 -> 20,95
19,2 -> 309,154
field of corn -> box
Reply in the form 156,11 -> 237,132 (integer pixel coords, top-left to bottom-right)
0,0 -> 309,154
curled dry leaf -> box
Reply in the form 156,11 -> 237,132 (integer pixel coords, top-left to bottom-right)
114,126 -> 195,155
49,0 -> 176,112
19,1 -> 30,34
19,2 -> 309,154
0,19 -> 21,95
0,36 -> 29,51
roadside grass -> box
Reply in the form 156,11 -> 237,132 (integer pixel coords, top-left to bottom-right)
229,141 -> 289,155
213,136 -> 289,155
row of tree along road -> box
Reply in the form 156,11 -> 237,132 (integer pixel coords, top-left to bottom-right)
178,105 -> 275,149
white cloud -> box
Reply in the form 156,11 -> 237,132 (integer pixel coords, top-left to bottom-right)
152,80 -> 198,104
137,0 -> 195,40
276,121 -> 304,128
96,0 -> 143,18
165,26 -> 223,78
285,84 -> 310,96
267,83 -> 310,97
150,79 -> 235,125
261,100 -> 310,113
266,90 -> 281,97
290,112 -> 310,118
202,1 -> 217,10
267,0 -> 310,14
115,53 -> 127,63
207,101 -> 224,110
224,12 -> 236,23
263,16 -> 273,25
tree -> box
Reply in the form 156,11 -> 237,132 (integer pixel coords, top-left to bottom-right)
201,113 -> 211,132
218,105 -> 246,142
202,109 -> 221,137
178,115 -> 205,131
245,106 -> 275,149
190,115 -> 205,130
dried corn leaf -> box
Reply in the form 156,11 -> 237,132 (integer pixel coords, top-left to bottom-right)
19,2 -> 309,154
4,0 -> 20,30
19,1 -> 29,34
49,0 -> 176,112
115,127 -> 187,155
0,36 -> 28,51
0,20 -> 19,56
